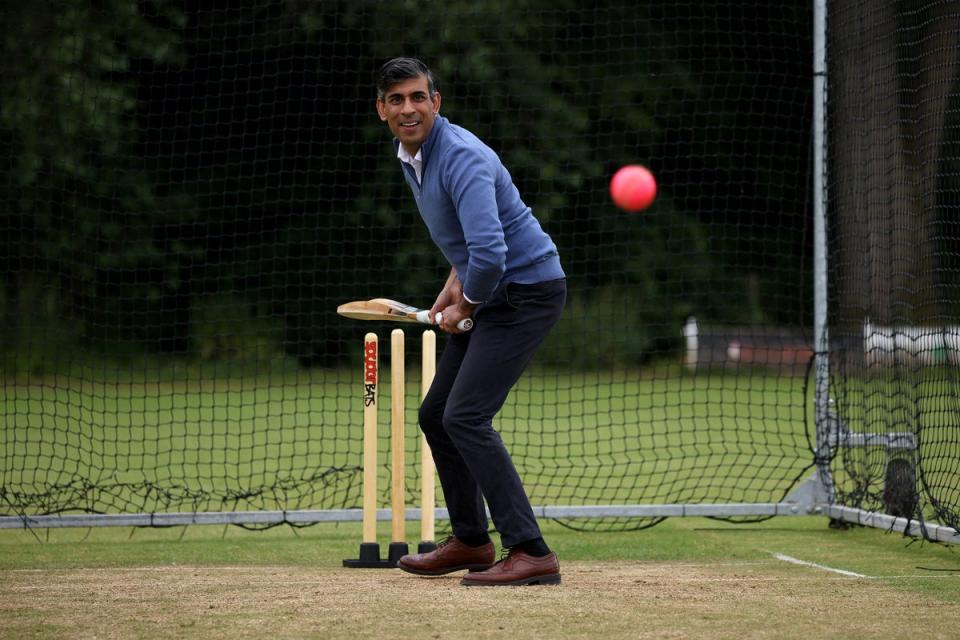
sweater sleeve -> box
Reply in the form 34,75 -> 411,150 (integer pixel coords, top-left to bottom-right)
442,145 -> 506,302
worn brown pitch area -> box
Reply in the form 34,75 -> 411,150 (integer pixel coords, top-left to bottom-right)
2,562 -> 957,639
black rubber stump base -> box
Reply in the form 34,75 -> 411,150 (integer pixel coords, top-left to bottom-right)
418,540 -> 438,554
387,541 -> 410,565
343,542 -> 394,568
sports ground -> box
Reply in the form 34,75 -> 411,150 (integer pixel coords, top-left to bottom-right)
2,516 -> 958,639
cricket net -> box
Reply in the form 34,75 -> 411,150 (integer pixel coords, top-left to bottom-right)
3,1 -> 953,540
821,0 -> 960,538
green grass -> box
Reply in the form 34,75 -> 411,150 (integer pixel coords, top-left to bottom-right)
4,365 -> 957,517
2,517 -> 958,595
1,517 -> 958,640
2,368 -> 814,517
2,361 -> 958,639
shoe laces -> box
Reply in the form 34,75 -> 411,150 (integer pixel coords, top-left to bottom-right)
436,535 -> 457,549
493,546 -> 519,566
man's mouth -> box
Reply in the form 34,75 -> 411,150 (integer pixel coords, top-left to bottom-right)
400,121 -> 421,129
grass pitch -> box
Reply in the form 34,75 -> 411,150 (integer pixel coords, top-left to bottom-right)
2,517 -> 958,639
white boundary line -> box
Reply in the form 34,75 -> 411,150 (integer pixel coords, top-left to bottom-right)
770,552 -> 868,578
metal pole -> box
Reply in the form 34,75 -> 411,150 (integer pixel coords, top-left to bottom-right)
812,0 -> 834,502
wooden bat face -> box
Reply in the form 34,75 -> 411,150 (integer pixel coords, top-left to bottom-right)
337,299 -> 420,323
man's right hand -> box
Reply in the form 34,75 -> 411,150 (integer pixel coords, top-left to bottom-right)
430,267 -> 464,320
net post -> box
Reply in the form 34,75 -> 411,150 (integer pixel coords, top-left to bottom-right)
812,0 -> 835,505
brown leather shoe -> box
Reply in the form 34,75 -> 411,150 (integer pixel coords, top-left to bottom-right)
397,536 -> 495,576
460,548 -> 561,586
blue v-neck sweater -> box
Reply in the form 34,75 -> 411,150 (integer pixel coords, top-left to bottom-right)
396,116 -> 564,303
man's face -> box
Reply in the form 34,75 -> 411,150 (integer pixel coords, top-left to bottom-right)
376,75 -> 441,154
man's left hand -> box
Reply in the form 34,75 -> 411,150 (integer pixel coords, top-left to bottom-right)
439,302 -> 475,334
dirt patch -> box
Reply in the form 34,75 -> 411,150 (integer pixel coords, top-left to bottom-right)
2,562 -> 957,639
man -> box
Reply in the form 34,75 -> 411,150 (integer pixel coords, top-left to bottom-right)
375,57 -> 566,586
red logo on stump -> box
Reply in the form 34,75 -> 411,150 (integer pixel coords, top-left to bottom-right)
363,340 -> 377,406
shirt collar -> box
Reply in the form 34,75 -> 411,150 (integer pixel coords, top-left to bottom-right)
397,144 -> 421,166
393,116 -> 447,166
397,144 -> 423,184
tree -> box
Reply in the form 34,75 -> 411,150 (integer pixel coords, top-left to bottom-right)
0,1 -> 189,354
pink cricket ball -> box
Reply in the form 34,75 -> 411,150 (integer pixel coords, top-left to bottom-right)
610,165 -> 657,212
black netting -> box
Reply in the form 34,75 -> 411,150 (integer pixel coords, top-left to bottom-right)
2,1 -> 816,531
826,0 -> 960,532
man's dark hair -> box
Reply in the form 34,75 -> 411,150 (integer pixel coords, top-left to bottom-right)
376,57 -> 437,100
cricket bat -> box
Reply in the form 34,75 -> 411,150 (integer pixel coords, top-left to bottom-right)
337,298 -> 474,331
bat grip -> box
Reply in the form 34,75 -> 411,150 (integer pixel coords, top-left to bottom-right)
448,315 -> 474,332
415,310 -> 473,331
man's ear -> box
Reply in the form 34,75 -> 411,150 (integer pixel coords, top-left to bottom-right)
376,99 -> 387,121
432,92 -> 442,114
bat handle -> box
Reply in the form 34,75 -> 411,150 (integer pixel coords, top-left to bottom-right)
434,312 -> 474,332
415,310 -> 473,331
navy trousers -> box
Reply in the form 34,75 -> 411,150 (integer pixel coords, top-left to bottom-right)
418,278 -> 566,548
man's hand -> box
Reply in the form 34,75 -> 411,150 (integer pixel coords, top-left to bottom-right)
430,268 -> 462,313
438,300 -> 476,334
430,267 -> 479,333
431,285 -> 461,317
